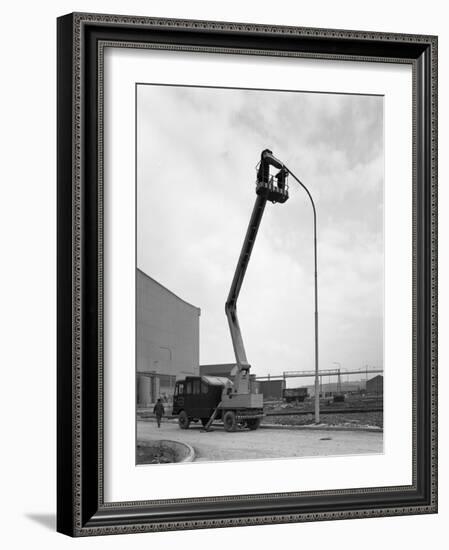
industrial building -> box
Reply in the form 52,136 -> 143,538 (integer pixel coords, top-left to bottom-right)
258,379 -> 285,399
136,269 -> 200,407
307,382 -> 362,397
366,374 -> 383,395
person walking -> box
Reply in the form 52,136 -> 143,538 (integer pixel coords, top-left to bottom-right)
153,398 -> 165,428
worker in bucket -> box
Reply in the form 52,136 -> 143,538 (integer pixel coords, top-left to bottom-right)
153,398 -> 165,428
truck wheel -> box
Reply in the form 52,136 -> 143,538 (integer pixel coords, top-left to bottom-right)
178,411 -> 190,429
247,418 -> 261,430
223,411 -> 237,432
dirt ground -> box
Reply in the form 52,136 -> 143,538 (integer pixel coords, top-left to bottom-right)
266,411 -> 383,428
264,397 -> 383,428
137,419 -> 383,463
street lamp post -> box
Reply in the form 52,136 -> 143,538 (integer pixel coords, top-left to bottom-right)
283,166 -> 320,423
260,151 -> 320,423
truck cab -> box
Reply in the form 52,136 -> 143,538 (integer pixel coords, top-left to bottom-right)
172,375 -> 263,431
172,376 -> 228,428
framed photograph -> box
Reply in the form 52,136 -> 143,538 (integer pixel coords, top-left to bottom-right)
57,12 -> 438,536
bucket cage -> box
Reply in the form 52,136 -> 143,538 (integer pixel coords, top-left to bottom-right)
255,161 -> 289,204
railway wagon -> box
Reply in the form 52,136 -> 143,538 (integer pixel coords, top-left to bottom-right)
283,387 -> 309,403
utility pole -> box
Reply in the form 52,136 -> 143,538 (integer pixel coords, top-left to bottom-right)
333,361 -> 342,394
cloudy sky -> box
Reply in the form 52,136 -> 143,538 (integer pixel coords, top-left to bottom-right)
137,84 -> 384,379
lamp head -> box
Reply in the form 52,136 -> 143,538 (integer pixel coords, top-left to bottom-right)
261,149 -> 284,170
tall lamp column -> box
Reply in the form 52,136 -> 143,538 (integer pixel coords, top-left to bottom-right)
286,167 -> 320,424
259,150 -> 320,424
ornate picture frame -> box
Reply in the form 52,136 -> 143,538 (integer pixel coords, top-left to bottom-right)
57,12 -> 437,536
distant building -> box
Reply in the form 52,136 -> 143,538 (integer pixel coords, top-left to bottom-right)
258,379 -> 285,399
136,269 -> 200,407
307,382 -> 361,397
366,375 -> 383,395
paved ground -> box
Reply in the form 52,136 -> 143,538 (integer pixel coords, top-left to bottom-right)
137,420 -> 383,463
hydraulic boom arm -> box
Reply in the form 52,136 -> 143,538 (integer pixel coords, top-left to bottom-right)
225,150 -> 289,393
225,193 -> 267,371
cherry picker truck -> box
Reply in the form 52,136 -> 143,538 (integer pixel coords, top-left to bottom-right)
172,150 -> 289,431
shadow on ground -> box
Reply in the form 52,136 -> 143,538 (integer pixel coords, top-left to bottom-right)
25,513 -> 56,531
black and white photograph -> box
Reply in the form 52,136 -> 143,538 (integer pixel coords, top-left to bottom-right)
135,83 -> 384,465
0,0 -> 442,545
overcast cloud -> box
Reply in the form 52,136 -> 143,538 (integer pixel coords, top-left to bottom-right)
137,84 -> 384,378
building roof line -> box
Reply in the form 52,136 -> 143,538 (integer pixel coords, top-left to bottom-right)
137,268 -> 201,314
